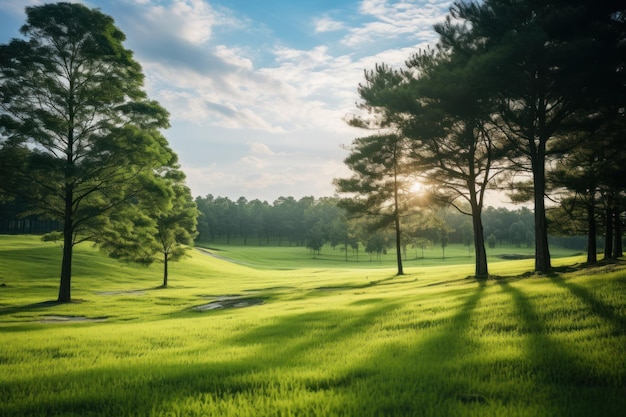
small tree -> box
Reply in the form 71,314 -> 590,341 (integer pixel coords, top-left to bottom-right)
154,182 -> 198,287
335,132 -> 415,275
306,226 -> 325,257
487,234 -> 497,249
99,168 -> 198,287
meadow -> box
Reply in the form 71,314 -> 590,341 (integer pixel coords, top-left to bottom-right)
0,235 -> 625,417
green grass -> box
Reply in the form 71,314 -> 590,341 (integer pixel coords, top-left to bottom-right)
196,240 -> 581,269
0,235 -> 625,416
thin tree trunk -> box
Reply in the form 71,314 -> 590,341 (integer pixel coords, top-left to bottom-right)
395,214 -> 403,275
604,203 -> 613,260
58,228 -> 73,303
163,253 -> 169,287
392,151 -> 403,276
613,209 -> 622,259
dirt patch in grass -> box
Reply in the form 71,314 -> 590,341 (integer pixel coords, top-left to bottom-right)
496,253 -> 535,260
39,315 -> 108,323
97,290 -> 146,296
192,295 -> 264,311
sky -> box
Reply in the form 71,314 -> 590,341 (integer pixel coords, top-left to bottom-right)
0,0 -> 453,203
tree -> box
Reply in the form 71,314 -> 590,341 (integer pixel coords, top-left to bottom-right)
430,209 -> 454,259
487,234 -> 497,249
305,225 -> 325,257
347,36 -> 504,278
152,181 -> 198,287
335,133 -> 414,275
402,45 -> 504,277
0,3 -> 174,302
449,0 -> 625,273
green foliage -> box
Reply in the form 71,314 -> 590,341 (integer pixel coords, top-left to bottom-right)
98,170 -> 199,286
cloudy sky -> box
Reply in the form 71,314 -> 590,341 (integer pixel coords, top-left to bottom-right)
0,0 -> 452,202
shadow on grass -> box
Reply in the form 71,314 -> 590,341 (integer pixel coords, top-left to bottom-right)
497,280 -> 625,416
4,277 -> 625,417
0,300 -> 63,317
323,281 -> 489,415
2,303 -> 406,417
311,273 -> 424,296
230,301 -> 403,367
550,275 -> 626,336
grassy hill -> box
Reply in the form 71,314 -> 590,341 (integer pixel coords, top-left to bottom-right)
0,235 -> 624,416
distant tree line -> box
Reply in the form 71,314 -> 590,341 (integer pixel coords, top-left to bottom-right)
193,194 -> 597,257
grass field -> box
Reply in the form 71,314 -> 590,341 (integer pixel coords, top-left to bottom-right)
0,235 -> 625,416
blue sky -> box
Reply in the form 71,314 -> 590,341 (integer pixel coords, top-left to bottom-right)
0,0 -> 452,202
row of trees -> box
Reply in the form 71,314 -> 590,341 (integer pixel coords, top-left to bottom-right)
335,0 -> 625,277
194,194 -> 549,254
0,3 -> 198,302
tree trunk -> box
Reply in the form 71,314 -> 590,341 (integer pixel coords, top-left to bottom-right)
586,192 -> 597,264
163,252 -> 169,287
472,210 -> 488,278
394,215 -> 404,275
613,208 -> 622,259
392,158 -> 403,276
533,150 -> 551,273
57,190 -> 73,303
604,203 -> 613,260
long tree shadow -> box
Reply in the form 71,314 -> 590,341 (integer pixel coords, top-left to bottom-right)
0,300 -> 62,317
550,275 -> 626,336
327,281 -> 489,415
228,299 -> 404,372
497,280 -> 625,417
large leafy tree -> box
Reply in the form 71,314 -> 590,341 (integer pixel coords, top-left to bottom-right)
0,3 -> 175,302
403,45 -> 504,278
449,0 -> 625,273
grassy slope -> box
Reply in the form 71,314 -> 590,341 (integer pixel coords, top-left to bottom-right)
0,235 -> 624,417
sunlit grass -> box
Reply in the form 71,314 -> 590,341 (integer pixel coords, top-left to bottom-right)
197,240 -> 582,270
0,235 -> 624,416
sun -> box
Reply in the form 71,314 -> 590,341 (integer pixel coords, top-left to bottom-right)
409,181 -> 424,194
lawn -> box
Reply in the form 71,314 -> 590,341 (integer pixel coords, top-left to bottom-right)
0,235 -> 624,416
196,240 -> 581,269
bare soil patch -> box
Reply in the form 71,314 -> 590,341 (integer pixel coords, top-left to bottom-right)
96,290 -> 146,296
39,315 -> 108,323
192,295 -> 264,311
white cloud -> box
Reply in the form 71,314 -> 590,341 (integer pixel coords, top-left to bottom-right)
138,0 -> 230,44
248,142 -> 274,156
111,0 -> 450,199
314,16 -> 345,33
342,0 -> 448,47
